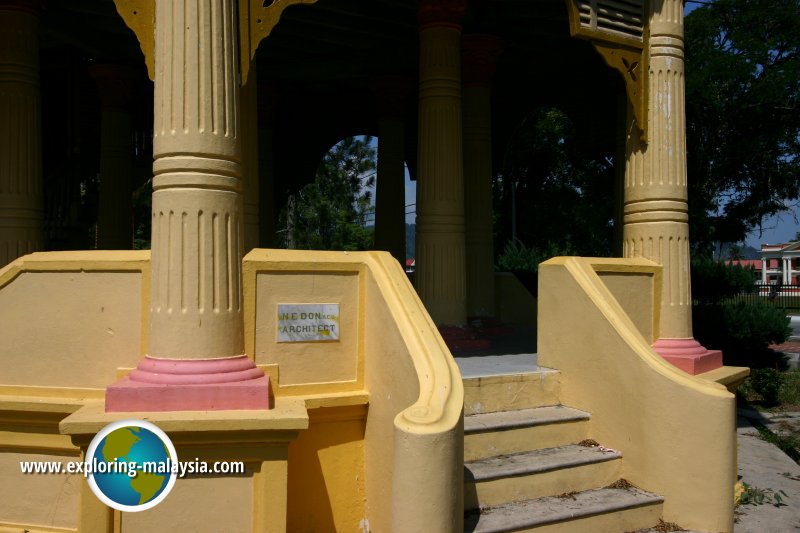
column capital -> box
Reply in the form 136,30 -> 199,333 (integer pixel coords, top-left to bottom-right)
461,34 -> 503,88
89,64 -> 137,112
417,0 -> 466,31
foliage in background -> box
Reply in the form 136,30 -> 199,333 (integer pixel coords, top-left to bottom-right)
493,108 -> 615,265
748,368 -> 785,405
497,239 -> 575,273
279,137 -> 376,251
132,178 -> 152,250
685,0 -> 800,252
690,257 -> 757,304
691,259 -> 790,367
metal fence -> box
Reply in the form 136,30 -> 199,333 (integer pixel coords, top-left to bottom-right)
731,284 -> 800,311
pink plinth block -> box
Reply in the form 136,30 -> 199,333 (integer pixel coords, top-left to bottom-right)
105,356 -> 272,412
652,338 -> 723,375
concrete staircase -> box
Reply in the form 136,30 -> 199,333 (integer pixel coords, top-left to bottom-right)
460,356 -> 665,532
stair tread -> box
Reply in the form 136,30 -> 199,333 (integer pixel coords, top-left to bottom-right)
465,487 -> 664,533
464,405 -> 590,434
465,444 -> 622,482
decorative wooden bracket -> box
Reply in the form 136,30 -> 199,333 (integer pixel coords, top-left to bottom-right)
112,0 -> 155,80
564,0 -> 648,142
239,0 -> 318,84
112,0 -> 317,84
591,42 -> 648,143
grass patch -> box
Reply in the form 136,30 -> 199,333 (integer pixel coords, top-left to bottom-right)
752,422 -> 800,464
778,371 -> 800,407
739,370 -> 800,409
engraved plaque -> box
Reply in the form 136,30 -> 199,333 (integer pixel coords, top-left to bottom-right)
277,303 -> 340,342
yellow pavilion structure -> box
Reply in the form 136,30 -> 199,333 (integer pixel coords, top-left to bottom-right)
0,1 -> 746,531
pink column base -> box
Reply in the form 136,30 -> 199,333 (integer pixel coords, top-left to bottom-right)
106,356 -> 273,412
652,338 -> 723,375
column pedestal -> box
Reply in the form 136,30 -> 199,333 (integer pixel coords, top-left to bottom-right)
107,356 -> 271,411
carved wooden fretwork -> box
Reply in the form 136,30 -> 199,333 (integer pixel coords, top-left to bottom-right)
112,0 -> 317,84
565,0 -> 648,141
240,0 -> 318,84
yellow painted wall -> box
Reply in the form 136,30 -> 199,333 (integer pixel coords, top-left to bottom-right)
245,250 -> 464,533
0,252 -> 147,389
538,257 -> 736,533
0,250 -> 462,533
287,406 -> 366,532
121,476 -> 253,533
362,268 -> 419,533
253,266 -> 362,389
0,451 -> 80,531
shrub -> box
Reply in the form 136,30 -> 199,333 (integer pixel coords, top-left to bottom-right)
748,368 -> 785,405
691,257 -> 757,304
496,240 -> 575,273
693,301 -> 790,368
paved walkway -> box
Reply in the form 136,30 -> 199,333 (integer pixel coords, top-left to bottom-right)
735,410 -> 800,532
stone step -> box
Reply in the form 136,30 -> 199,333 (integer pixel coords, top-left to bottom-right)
464,444 -> 622,510
464,406 -> 590,462
464,487 -> 664,533
463,368 -> 561,416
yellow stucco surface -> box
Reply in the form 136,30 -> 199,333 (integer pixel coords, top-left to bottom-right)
0,452 -> 80,531
1,249 -> 464,533
121,475 -> 253,533
254,269 -> 361,387
287,406 -> 366,532
538,257 -> 736,533
0,252 -> 146,389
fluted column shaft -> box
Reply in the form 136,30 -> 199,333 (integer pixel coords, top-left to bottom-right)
416,0 -> 467,326
90,64 -> 135,249
462,34 -> 501,318
149,0 -> 243,359
0,1 -> 42,266
623,0 -> 691,340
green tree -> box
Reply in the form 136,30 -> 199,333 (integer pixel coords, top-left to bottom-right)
685,0 -> 800,253
494,108 -> 615,263
281,136 -> 376,251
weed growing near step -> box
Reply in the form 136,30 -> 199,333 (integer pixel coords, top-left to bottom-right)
739,482 -> 788,507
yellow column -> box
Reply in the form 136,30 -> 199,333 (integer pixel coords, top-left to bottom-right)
416,0 -> 467,326
374,77 -> 408,265
148,0 -> 244,359
623,0 -> 721,373
89,64 -> 135,250
462,34 -> 502,318
107,0 -> 270,411
242,60 -> 260,252
0,0 -> 42,266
